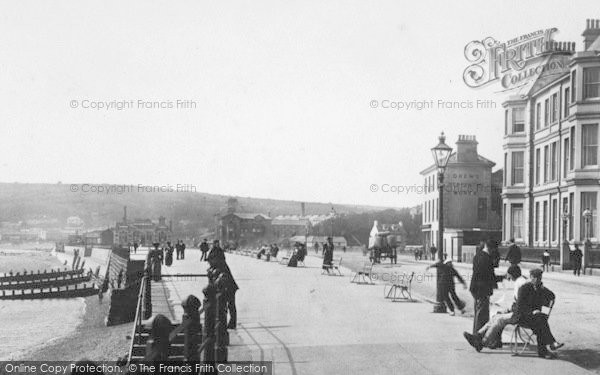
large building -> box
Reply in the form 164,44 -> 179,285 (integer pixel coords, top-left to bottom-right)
502,20 -> 600,268
421,134 -> 502,261
113,207 -> 172,246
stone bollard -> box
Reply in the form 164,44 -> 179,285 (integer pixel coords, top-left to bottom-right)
202,284 -> 216,368
214,284 -> 228,362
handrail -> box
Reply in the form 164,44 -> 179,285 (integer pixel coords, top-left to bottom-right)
127,274 -> 147,363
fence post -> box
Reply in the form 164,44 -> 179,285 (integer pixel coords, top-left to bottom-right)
202,284 -> 216,372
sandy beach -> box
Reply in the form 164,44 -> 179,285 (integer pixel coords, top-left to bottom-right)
0,248 -> 131,361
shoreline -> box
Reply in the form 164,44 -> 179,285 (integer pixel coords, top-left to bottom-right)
18,292 -> 132,361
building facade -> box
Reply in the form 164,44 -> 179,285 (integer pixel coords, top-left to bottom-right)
113,207 -> 172,246
421,135 -> 502,261
502,20 -> 600,268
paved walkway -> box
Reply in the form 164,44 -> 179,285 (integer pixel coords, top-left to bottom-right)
154,248 -> 594,375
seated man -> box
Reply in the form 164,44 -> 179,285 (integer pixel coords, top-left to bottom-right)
512,268 -> 563,359
463,265 -> 527,350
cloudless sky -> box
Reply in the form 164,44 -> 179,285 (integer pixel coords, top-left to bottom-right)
0,0 -> 596,208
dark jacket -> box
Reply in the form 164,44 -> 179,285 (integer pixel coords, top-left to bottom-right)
429,262 -> 465,288
513,282 -> 555,324
469,250 -> 497,298
505,244 -> 522,264
200,242 -> 209,253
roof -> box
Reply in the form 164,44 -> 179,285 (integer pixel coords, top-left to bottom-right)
223,213 -> 271,220
420,152 -> 496,175
272,218 -> 309,226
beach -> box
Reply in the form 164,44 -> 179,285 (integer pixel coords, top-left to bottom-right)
0,247 -> 131,361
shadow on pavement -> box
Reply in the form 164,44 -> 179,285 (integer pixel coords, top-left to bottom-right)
560,348 -> 600,373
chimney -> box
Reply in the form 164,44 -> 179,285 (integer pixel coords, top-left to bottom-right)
301,202 -> 306,217
456,135 -> 479,162
582,19 -> 600,50
123,206 -> 127,223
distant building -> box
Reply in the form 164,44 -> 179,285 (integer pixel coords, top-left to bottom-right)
271,216 -> 310,238
420,134 -> 503,261
501,20 -> 600,268
113,206 -> 172,246
217,212 -> 272,246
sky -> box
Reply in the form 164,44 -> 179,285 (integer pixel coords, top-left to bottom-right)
0,0 -> 596,208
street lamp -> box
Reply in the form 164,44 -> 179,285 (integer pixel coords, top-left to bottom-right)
431,132 -> 453,313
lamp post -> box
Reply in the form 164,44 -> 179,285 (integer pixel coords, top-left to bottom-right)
431,132 -> 453,313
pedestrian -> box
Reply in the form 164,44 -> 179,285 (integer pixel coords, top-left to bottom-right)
165,244 -> 174,266
175,241 -> 181,260
180,240 -> 186,259
117,269 -> 123,289
207,251 -> 239,330
469,239 -> 498,334
505,238 -> 521,265
571,244 -> 583,276
200,239 -> 209,261
426,258 -> 467,315
98,288 -> 104,304
322,237 -> 334,273
151,243 -> 163,281
430,245 -> 437,261
542,249 -> 551,272
133,242 -> 138,254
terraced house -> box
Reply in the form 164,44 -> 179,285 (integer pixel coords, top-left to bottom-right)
502,19 -> 600,268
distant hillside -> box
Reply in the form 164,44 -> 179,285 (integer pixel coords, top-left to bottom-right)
0,183 -> 396,236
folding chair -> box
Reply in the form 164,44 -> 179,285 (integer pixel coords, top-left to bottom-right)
321,258 -> 343,276
383,272 -> 414,301
509,300 -> 554,356
350,261 -> 374,284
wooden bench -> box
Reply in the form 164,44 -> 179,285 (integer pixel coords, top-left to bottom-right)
321,258 -> 342,276
350,261 -> 374,284
383,272 -> 414,301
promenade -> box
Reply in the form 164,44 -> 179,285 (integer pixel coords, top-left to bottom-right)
153,248 -> 598,375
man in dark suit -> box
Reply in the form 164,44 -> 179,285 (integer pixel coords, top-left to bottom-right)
469,239 -> 498,334
505,238 -> 521,265
513,268 -> 563,359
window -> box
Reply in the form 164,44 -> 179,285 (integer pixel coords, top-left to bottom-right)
543,145 -> 549,183
511,151 -> 524,184
536,103 -> 541,130
543,201 -> 548,241
551,93 -> 558,123
581,192 -> 597,238
433,199 -> 436,222
535,148 -> 541,185
504,110 -> 508,135
512,108 -> 525,133
564,88 -> 570,117
551,142 -> 557,181
552,199 -> 557,242
503,204 -> 507,240
535,201 -> 540,241
570,127 -> 575,170
511,204 -> 523,240
583,67 -> 600,100
564,138 -> 570,177
582,124 -> 598,166
478,198 -> 487,221
571,70 -> 577,102
544,99 -> 549,126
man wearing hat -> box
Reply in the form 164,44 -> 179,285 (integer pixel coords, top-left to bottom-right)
513,268 -> 563,359
207,251 -> 239,329
200,239 -> 209,261
469,239 -> 498,333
